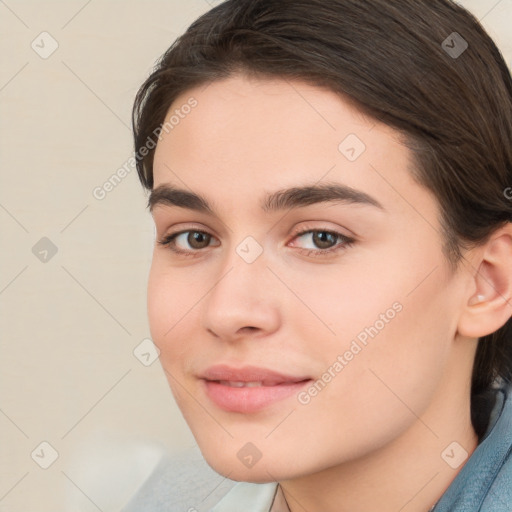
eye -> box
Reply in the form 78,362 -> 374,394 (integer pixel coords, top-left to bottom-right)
157,230 -> 219,256
290,228 -> 355,257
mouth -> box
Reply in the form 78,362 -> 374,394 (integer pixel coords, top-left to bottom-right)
199,364 -> 313,413
217,380 -> 286,387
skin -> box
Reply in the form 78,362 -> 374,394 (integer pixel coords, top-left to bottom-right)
147,74 -> 512,512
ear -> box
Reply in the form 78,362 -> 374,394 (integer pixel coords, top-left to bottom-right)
457,223 -> 512,338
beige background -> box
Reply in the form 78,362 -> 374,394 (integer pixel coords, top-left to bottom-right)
1,0 -> 511,510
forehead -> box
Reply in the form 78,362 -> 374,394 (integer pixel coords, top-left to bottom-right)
151,74 -> 430,219
154,75 -> 382,169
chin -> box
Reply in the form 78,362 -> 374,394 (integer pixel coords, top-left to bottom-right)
197,443 -> 297,483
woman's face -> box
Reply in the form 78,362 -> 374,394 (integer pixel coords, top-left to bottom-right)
148,74 -> 471,482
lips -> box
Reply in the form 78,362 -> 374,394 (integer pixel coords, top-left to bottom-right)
218,381 -> 267,387
201,364 -> 310,385
200,364 -> 312,413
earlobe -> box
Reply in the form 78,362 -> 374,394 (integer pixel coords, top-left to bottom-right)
457,226 -> 512,339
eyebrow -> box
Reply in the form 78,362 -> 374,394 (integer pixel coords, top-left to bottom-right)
148,182 -> 384,214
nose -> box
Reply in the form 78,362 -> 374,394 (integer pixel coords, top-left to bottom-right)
200,245 -> 281,342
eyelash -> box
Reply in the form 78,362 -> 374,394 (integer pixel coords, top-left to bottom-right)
157,227 -> 355,259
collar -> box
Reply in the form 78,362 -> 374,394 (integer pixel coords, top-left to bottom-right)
209,481 -> 279,511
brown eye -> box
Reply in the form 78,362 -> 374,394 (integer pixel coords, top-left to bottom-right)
290,228 -> 355,258
158,230 -> 218,256
294,230 -> 343,250
311,231 -> 338,249
187,231 -> 211,249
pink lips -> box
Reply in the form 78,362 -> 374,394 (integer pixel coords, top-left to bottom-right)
200,364 -> 312,413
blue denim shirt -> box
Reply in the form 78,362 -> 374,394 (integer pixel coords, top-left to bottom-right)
123,381 -> 512,511
432,381 -> 512,511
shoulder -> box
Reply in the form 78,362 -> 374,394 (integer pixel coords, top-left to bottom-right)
478,382 -> 512,511
434,381 -> 512,512
121,446 -> 237,512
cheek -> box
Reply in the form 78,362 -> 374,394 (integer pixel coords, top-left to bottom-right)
147,263 -> 199,409
281,249 -> 403,353
147,263 -> 172,343
287,243 -> 455,419
147,261 -> 195,358
258,287 -> 455,474
334,280 -> 453,422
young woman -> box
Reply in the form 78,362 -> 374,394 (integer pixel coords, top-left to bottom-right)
125,0 -> 512,510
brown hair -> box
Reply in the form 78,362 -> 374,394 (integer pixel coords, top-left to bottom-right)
132,0 -> 512,433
